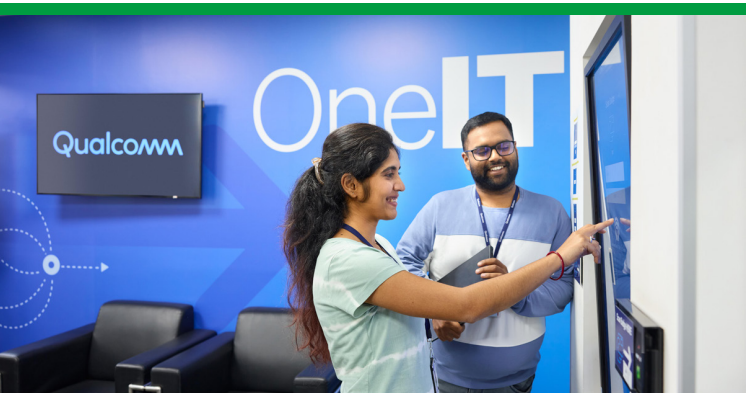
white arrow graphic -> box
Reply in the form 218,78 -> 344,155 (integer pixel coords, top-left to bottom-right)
61,263 -> 109,272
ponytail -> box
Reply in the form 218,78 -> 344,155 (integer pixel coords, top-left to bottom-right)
284,166 -> 343,364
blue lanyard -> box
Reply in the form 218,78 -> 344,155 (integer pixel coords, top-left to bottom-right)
341,224 -> 397,263
474,186 -> 520,259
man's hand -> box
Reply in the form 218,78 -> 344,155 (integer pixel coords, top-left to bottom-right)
433,319 -> 465,341
476,258 -> 508,279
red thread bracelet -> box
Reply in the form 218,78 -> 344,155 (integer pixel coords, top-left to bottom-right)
547,251 -> 564,281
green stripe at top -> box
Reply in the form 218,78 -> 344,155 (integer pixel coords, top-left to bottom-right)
0,3 -> 744,16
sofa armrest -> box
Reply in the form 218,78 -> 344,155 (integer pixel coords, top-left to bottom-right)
150,332 -> 235,393
0,323 -> 94,392
294,362 -> 340,393
114,329 -> 215,393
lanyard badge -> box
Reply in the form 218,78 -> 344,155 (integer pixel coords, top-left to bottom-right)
474,186 -> 520,259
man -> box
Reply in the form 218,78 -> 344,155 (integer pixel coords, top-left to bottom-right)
396,112 -> 574,392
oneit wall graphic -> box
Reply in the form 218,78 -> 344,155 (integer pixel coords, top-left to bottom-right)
37,94 -> 203,198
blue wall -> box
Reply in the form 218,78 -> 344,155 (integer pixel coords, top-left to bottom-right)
0,15 -> 570,392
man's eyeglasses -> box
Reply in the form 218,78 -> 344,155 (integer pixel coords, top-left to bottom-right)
464,141 -> 516,161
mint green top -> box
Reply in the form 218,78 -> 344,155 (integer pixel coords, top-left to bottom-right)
313,235 -> 432,393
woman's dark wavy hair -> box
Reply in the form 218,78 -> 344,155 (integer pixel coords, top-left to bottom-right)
283,123 -> 398,364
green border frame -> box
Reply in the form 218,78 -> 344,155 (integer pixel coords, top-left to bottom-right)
0,3 -> 744,16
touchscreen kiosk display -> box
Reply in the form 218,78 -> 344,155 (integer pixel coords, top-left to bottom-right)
591,34 -> 631,300
586,15 -> 632,393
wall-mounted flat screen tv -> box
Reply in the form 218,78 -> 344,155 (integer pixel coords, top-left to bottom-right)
37,94 -> 202,198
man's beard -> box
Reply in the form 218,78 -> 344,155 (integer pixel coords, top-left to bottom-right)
470,160 -> 519,192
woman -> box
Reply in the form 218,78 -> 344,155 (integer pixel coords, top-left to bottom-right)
283,123 -> 610,392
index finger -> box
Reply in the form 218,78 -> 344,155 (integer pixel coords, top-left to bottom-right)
593,218 -> 615,233
578,219 -> 613,237
477,258 -> 499,267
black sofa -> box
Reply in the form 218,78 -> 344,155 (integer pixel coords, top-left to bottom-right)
0,300 -> 215,392
149,307 -> 340,392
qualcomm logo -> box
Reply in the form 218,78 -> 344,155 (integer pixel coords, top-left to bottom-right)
53,131 -> 184,158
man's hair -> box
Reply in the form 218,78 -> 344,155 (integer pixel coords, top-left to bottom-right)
460,112 -> 514,149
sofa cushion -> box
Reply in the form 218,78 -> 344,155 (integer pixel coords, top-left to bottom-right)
88,301 -> 193,380
231,307 -> 311,392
